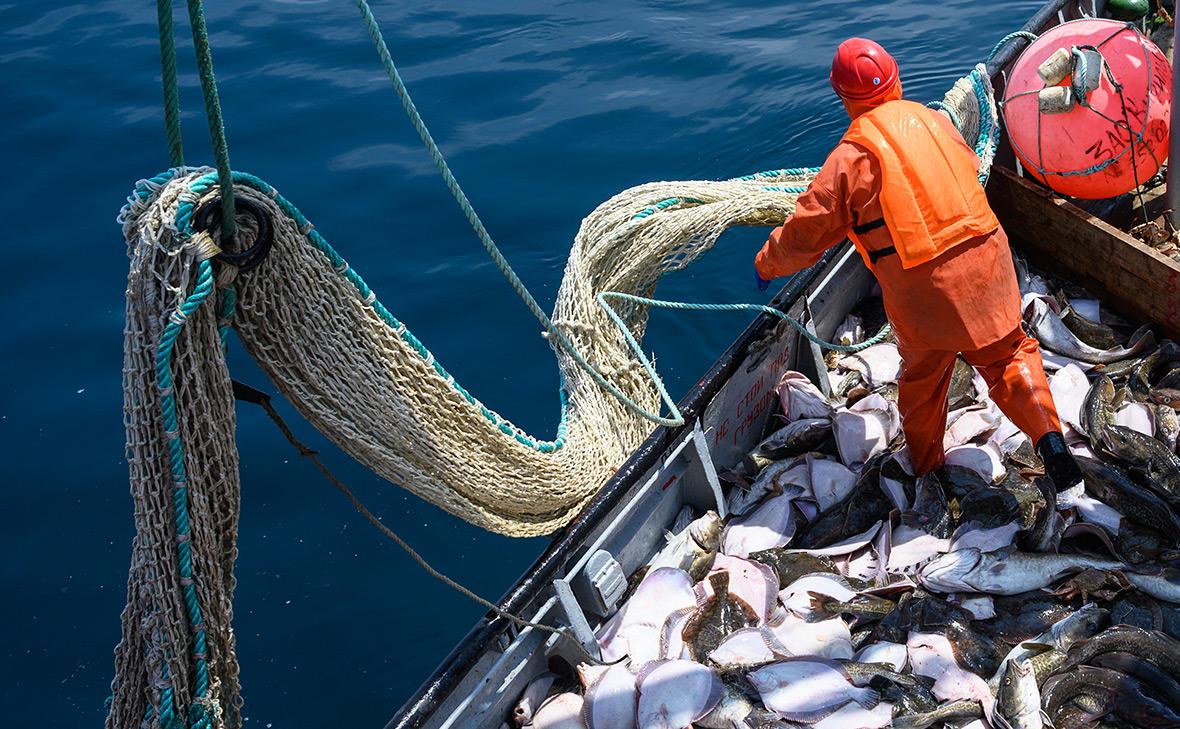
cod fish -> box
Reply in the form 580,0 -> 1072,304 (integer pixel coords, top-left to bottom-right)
752,418 -> 832,462
635,660 -> 722,729
892,700 -> 982,729
1089,651 -> 1180,709
1041,665 -> 1180,728
647,510 -> 721,580
1153,386 -> 1180,410
1066,624 -> 1180,675
1101,424 -> 1180,507
1079,374 -> 1117,451
992,658 -> 1043,729
1061,303 -> 1125,349
1155,402 -> 1180,451
1023,296 -> 1154,364
748,657 -> 880,722
917,547 -> 1122,596
1127,567 -> 1180,605
1077,455 -> 1180,539
989,603 -> 1110,687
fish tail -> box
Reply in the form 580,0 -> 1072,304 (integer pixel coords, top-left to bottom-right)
855,686 -> 881,710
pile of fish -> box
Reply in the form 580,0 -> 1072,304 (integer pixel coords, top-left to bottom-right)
512,256 -> 1180,729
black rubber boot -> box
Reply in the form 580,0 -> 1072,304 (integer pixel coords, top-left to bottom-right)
1036,431 -> 1084,491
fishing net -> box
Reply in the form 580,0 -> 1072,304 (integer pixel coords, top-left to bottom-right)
107,66 -> 995,728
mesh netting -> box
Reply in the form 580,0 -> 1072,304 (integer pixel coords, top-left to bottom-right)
107,68 -> 994,728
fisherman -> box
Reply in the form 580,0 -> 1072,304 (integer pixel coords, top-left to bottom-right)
753,38 -> 1083,490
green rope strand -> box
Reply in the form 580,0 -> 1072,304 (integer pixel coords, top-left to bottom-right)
353,0 -> 686,427
156,0 -> 184,167
597,291 -> 891,355
986,30 -> 1038,65
183,0 -> 236,244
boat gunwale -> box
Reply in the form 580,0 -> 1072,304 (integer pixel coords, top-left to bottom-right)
384,245 -> 841,729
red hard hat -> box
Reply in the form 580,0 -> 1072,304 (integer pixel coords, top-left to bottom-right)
830,38 -> 899,102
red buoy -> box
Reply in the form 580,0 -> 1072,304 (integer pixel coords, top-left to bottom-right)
1002,19 -> 1171,199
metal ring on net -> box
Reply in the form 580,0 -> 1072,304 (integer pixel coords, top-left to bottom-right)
193,194 -> 274,273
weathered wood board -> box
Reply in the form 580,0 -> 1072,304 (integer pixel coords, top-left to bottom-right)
987,166 -> 1180,339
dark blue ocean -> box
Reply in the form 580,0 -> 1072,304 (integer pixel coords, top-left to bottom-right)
0,1 -> 1043,725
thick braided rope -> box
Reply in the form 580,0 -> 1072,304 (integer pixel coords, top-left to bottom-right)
153,257 -> 215,725
156,0 -> 184,167
182,0 -> 236,242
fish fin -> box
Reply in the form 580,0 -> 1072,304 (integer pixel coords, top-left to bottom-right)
1128,325 -> 1156,352
806,591 -> 834,619
1018,641 -> 1055,654
898,510 -> 925,530
855,686 -> 881,710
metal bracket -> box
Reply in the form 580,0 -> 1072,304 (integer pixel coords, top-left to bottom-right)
552,578 -> 601,660
689,420 -> 727,519
803,303 -> 832,398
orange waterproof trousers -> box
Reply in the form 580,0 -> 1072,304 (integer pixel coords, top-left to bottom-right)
897,325 -> 1062,475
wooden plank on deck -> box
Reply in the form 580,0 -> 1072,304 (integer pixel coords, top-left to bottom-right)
987,166 -> 1180,338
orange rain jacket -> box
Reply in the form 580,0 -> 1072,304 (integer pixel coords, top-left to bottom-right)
754,103 -> 1020,353
755,100 -> 1061,474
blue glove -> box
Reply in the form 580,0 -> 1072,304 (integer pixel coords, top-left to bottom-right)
754,267 -> 771,293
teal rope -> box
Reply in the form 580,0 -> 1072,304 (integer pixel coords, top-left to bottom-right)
156,0 -> 184,167
217,285 -> 236,349
968,67 -> 998,185
986,30 -> 1038,64
183,0 -> 236,244
153,258 -> 216,725
598,291 -> 891,355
